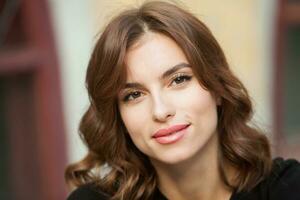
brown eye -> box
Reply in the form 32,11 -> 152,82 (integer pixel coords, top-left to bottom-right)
170,75 -> 192,86
123,91 -> 142,102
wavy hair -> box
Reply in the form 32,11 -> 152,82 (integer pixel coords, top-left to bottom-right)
65,1 -> 272,199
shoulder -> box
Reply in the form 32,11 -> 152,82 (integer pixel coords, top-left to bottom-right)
268,157 -> 300,198
66,183 -> 110,200
232,157 -> 300,200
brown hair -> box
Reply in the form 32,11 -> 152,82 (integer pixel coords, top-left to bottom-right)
65,1 -> 272,199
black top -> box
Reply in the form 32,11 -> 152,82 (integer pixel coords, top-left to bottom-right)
67,158 -> 300,200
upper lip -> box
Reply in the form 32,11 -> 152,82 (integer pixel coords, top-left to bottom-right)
152,124 -> 190,138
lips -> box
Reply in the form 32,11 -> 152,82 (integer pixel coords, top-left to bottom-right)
152,124 -> 190,144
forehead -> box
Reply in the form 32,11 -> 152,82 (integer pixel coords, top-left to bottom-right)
124,33 -> 189,81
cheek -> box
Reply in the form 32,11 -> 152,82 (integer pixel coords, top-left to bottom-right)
177,83 -> 218,123
174,82 -> 216,110
119,104 -> 149,140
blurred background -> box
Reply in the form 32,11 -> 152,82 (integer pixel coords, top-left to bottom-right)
0,0 -> 299,199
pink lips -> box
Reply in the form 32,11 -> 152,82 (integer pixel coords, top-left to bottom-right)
152,124 -> 190,144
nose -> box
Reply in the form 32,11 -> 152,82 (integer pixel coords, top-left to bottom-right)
151,93 -> 175,122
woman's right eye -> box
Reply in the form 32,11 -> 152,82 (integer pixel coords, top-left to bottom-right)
123,91 -> 142,102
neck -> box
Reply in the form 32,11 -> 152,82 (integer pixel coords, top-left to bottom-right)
151,134 -> 233,200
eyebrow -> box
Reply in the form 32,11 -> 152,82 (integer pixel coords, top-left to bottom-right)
160,62 -> 191,80
123,62 -> 191,89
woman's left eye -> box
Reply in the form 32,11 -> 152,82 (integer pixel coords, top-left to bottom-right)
170,74 -> 192,86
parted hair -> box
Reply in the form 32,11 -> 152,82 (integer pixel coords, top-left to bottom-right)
65,1 -> 272,199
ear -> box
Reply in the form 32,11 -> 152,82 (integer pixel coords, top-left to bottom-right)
211,92 -> 222,106
216,96 -> 222,106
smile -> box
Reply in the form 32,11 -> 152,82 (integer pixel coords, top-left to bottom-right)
152,124 -> 190,144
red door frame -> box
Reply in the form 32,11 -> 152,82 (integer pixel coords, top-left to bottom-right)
0,0 -> 67,199
273,0 -> 300,159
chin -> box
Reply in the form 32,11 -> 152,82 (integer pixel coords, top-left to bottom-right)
154,150 -> 194,165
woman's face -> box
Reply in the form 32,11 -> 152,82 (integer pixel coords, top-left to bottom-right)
118,33 -> 219,164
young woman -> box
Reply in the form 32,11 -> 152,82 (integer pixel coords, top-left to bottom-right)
65,1 -> 300,200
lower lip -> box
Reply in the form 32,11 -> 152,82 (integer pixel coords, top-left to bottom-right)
154,126 -> 189,144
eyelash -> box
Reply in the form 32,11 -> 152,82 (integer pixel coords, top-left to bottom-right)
122,74 -> 192,102
170,74 -> 192,86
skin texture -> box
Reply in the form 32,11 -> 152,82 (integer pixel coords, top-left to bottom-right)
118,32 -> 219,165
118,33 -> 232,200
